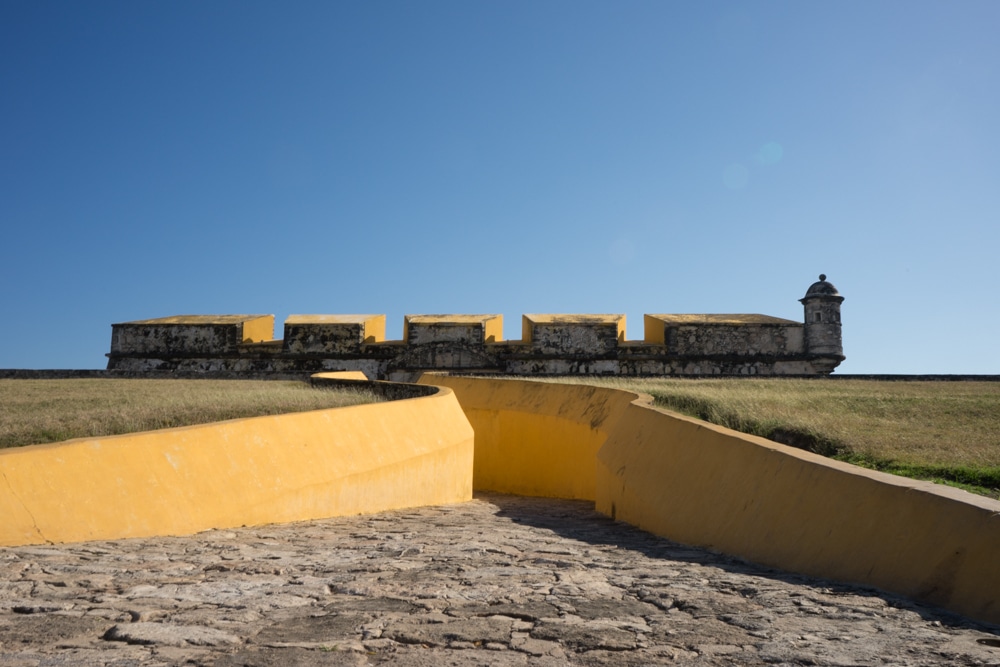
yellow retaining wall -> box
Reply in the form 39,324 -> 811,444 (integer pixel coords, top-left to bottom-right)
418,375 -> 635,499
421,375 -> 1000,626
0,382 -> 473,547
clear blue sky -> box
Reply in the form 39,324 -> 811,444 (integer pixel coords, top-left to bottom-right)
2,1 -> 998,373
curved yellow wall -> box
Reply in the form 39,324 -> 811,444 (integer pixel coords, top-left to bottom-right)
418,375 -> 635,499
0,383 -> 473,546
420,375 -> 1000,627
5,372 -> 999,626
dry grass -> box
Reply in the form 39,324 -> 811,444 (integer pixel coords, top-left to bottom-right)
8,375 -> 999,497
557,377 -> 1000,497
595,378 -> 1000,467
0,379 -> 381,449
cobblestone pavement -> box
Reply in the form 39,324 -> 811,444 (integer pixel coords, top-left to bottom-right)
1,494 -> 998,666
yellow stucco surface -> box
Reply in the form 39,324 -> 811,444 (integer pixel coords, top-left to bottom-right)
596,402 -> 1000,625
417,376 -> 633,500
5,372 -> 999,626
419,374 -> 1000,627
0,384 -> 473,547
241,315 -> 276,343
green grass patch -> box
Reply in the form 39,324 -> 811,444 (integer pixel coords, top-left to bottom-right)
562,377 -> 1000,499
0,379 -> 381,449
833,453 -> 1000,499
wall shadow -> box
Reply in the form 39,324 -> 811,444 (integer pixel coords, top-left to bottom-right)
480,491 -> 1000,638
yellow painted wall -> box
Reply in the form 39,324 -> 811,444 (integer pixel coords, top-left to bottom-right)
0,384 -> 473,547
420,374 -> 1000,626
242,315 -> 276,343
6,370 -> 1000,625
313,370 -> 369,381
418,376 -> 634,500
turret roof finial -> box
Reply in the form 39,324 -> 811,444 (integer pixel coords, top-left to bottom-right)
802,274 -> 842,300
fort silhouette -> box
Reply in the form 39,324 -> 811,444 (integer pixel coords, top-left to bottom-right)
107,275 -> 844,380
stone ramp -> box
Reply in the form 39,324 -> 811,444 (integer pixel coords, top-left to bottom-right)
1,495 -> 997,666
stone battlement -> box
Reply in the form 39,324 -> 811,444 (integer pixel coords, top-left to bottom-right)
107,276 -> 844,380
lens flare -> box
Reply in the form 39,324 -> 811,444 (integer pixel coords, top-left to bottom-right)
757,142 -> 784,165
723,163 -> 749,189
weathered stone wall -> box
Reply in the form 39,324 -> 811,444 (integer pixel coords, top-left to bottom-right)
106,279 -> 846,378
405,315 -> 502,345
800,274 -> 845,370
282,315 -> 384,355
106,313 -> 841,379
110,315 -> 274,356
802,302 -> 844,357
664,323 -> 803,357
644,314 -> 804,356
522,314 -> 624,355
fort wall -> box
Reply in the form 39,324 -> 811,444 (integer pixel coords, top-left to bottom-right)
105,275 -> 846,379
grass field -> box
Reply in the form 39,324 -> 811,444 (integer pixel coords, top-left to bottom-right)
6,376 -> 999,499
0,379 -> 381,449
573,378 -> 1000,498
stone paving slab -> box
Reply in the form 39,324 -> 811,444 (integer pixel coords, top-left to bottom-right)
1,494 -> 998,666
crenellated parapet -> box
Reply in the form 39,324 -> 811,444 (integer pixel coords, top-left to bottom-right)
110,315 -> 275,357
282,315 -> 386,355
404,314 -> 502,346
643,314 -> 805,357
521,314 -> 625,355
106,277 -> 844,379
104,311 -> 833,378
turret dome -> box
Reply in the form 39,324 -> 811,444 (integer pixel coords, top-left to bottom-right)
803,274 -> 840,299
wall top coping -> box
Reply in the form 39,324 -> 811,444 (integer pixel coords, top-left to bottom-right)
404,314 -> 502,325
116,313 -> 804,329
648,314 -> 800,325
285,314 -> 384,325
523,314 -> 625,325
114,315 -> 272,326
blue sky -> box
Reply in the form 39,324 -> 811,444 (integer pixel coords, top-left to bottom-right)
2,1 -> 998,373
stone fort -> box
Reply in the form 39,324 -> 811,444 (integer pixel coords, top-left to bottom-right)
106,275 -> 844,380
